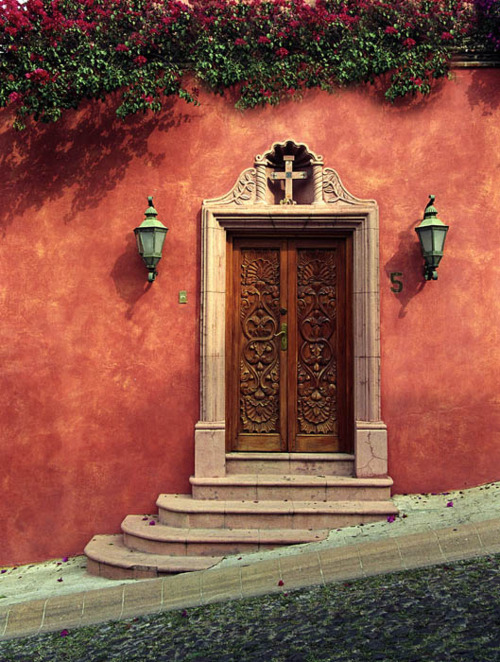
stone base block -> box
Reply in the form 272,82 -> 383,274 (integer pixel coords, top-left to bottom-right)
194,421 -> 226,478
355,421 -> 388,477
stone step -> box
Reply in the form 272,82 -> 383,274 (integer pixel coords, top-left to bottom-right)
122,515 -> 329,556
190,474 -> 393,501
225,452 -> 355,477
157,494 -> 399,530
84,534 -> 223,580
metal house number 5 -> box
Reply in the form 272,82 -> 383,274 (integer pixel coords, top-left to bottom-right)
390,272 -> 403,293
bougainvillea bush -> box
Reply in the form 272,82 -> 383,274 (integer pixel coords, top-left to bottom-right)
0,0 -> 498,129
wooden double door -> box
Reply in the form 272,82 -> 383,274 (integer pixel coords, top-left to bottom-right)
226,236 -> 353,453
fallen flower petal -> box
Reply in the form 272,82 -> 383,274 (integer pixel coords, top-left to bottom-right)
60,629 -> 69,637
278,580 -> 284,586
62,556 -> 69,563
387,515 -> 396,523
57,578 -> 63,582
149,521 -> 156,526
446,501 -> 454,507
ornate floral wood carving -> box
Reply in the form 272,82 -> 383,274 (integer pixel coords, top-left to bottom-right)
239,249 -> 280,433
296,249 -> 337,435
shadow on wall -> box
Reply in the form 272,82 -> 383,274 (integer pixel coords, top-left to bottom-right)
0,96 -> 192,233
110,233 -> 153,319
466,68 -> 500,116
384,221 -> 426,318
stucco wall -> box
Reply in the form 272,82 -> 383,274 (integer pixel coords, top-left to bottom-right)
1,68 -> 499,564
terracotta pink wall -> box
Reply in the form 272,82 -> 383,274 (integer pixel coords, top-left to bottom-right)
1,69 -> 499,564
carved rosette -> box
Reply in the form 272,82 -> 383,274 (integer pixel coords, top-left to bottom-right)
296,249 -> 337,435
239,250 -> 280,433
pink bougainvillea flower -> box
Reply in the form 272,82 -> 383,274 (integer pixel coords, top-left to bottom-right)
387,514 -> 396,523
257,35 -> 271,45
446,500 -> 454,507
149,520 -> 156,526
441,32 -> 453,40
403,38 -> 416,48
234,38 -> 247,46
134,55 -> 147,66
181,609 -> 188,617
60,629 -> 69,637
384,26 -> 398,35
275,47 -> 289,58
115,43 -> 129,52
62,556 -> 69,563
278,579 -> 284,586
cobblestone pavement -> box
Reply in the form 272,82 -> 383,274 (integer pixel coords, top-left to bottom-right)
0,554 -> 499,661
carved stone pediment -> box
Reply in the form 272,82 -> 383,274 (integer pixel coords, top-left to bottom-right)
204,139 -> 374,207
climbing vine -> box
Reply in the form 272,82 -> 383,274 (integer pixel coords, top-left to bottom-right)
0,0 -> 498,129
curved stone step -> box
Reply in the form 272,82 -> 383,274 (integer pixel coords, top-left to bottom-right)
85,534 -> 223,579
190,474 -> 393,501
122,515 -> 329,556
157,494 -> 399,530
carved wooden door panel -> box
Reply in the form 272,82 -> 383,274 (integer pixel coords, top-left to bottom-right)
227,237 -> 352,453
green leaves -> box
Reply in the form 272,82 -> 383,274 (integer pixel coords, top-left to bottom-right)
0,0 -> 489,128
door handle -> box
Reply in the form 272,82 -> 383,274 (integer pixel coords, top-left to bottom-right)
274,323 -> 288,351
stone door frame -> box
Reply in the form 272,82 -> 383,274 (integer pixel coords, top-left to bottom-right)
194,140 -> 388,479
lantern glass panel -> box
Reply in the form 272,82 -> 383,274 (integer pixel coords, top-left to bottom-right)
135,232 -> 143,254
139,229 -> 155,256
433,227 -> 448,253
418,227 -> 433,254
154,229 -> 167,255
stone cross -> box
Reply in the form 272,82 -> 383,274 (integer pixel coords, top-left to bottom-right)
270,155 -> 308,205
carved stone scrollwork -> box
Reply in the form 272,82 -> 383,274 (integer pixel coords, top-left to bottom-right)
239,249 -> 281,433
296,249 -> 337,435
323,167 -> 365,205
205,167 -> 257,206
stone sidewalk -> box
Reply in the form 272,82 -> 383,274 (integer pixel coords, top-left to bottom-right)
1,483 -> 499,641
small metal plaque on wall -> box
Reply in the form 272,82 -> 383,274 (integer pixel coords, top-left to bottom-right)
179,290 -> 187,304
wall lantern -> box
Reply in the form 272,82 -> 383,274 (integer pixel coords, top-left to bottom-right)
415,195 -> 449,281
134,196 -> 168,282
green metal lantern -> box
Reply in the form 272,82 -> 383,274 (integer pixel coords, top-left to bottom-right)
415,195 -> 449,281
134,196 -> 168,282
